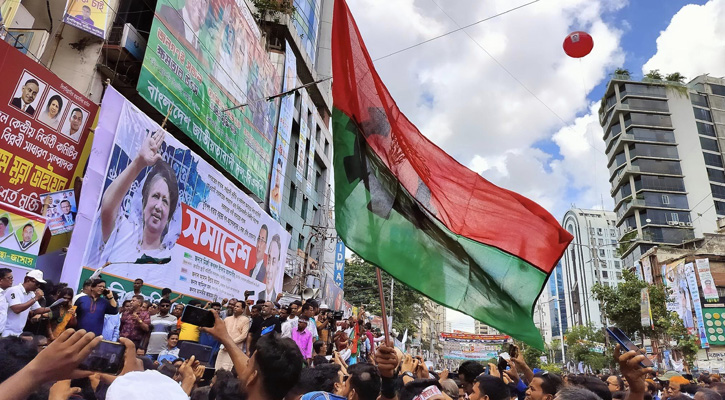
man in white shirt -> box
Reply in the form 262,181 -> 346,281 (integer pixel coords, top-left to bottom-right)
3,270 -> 50,337
0,268 -> 13,335
72,279 -> 93,305
120,278 -> 149,306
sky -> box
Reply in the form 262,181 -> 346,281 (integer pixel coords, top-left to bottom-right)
344,0 -> 725,333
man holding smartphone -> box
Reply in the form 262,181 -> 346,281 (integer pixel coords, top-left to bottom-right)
75,279 -> 118,335
3,270 -> 51,337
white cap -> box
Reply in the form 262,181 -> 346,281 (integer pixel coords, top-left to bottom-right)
107,371 -> 188,400
320,303 -> 329,309
26,270 -> 46,284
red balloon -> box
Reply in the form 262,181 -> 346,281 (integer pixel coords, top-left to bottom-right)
563,31 -> 594,58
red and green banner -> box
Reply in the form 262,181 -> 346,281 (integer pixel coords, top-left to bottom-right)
331,0 -> 573,349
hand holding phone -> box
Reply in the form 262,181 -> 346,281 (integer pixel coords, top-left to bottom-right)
181,305 -> 215,328
78,340 -> 126,375
606,327 -> 653,368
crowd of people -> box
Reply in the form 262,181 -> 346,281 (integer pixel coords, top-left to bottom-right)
0,267 -> 718,400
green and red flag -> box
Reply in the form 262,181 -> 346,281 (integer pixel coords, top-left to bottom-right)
331,0 -> 573,349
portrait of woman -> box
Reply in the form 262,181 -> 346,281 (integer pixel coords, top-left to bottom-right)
99,129 -> 180,265
37,94 -> 64,129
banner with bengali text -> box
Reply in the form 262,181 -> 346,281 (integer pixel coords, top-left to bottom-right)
63,87 -> 289,303
686,262 -> 709,348
62,0 -> 109,39
137,0 -> 279,200
0,39 -> 96,214
306,98 -> 317,195
0,201 -> 45,269
440,332 -> 511,361
268,42 -> 296,220
296,86 -> 309,182
696,258 -> 718,302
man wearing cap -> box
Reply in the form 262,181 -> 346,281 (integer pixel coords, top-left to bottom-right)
2,270 -> 51,337
292,315 -> 313,364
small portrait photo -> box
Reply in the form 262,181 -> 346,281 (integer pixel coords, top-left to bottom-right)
9,70 -> 47,118
59,104 -> 88,143
36,88 -> 70,131
0,213 -> 13,244
15,221 -> 39,252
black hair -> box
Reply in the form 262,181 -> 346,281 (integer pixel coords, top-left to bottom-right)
349,362 -> 381,400
82,278 -> 93,288
189,299 -> 202,306
168,331 -> 179,339
681,384 -> 699,396
256,299 -> 265,305
211,302 -> 222,308
311,355 -> 329,366
209,369 -> 244,400
90,278 -> 106,288
458,361 -> 484,384
134,278 -> 144,284
612,391 -> 627,400
313,340 -> 326,354
301,303 -> 314,313
58,287 -> 74,299
400,379 -> 442,400
22,223 -> 33,232
82,5 -> 91,10
0,336 -> 38,383
473,375 -> 509,400
140,161 -> 179,238
45,95 -> 63,113
0,268 -> 11,280
289,367 -> 322,398
0,217 -> 9,226
696,388 -> 722,400
535,372 -> 564,396
364,322 -> 372,330
569,375 -> 611,400
132,294 -> 145,302
159,298 -> 171,305
23,79 -> 39,87
254,334 -> 303,400
70,107 -> 82,117
556,387 -> 601,400
191,387 -> 211,400
162,288 -> 172,296
252,304 -> 263,312
306,363 -> 341,393
291,300 -> 303,307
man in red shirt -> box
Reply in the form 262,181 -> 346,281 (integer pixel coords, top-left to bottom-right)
120,294 -> 150,349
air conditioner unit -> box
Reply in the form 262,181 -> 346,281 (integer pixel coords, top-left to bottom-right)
4,29 -> 49,62
678,222 -> 686,226
685,222 -> 693,227
667,221 -> 678,226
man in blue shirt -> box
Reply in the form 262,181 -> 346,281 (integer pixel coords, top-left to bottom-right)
74,279 -> 117,335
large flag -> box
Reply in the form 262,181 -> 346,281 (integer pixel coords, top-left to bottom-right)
331,0 -> 573,349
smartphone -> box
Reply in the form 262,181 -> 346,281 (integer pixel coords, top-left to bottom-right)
197,367 -> 216,387
606,326 -> 654,368
181,305 -> 215,328
78,340 -> 125,375
499,352 -> 511,361
244,290 -> 255,297
178,341 -> 213,365
508,344 -> 518,359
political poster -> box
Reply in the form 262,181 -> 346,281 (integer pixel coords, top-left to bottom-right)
321,273 -> 344,311
686,262 -> 709,348
39,189 -> 77,235
640,288 -> 652,329
663,258 -> 695,333
641,256 -> 653,284
62,87 -> 290,304
333,239 -> 345,289
296,87 -> 309,182
306,102 -> 317,195
696,258 -> 718,302
0,201 -> 45,269
439,332 -> 511,361
269,42 -> 296,220
0,39 -> 96,214
62,0 -> 109,39
137,0 -> 280,200
703,308 -> 725,346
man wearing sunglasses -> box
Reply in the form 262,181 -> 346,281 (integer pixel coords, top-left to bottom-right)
3,270 -> 51,337
147,298 -> 177,360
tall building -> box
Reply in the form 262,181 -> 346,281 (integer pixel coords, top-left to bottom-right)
474,320 -> 499,336
559,209 -> 621,329
536,262 -> 568,344
599,75 -> 725,266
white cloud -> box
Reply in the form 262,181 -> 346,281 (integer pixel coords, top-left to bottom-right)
642,0 -> 725,79
347,0 -> 624,218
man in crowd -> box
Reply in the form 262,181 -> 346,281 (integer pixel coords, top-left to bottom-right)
458,360 -> 485,395
120,294 -> 151,349
74,278 -> 118,335
316,303 -> 332,350
0,268 -> 12,335
11,78 -> 39,116
71,279 -> 92,304
157,330 -> 181,363
525,372 -> 564,400
103,299 -> 126,342
60,200 -> 76,226
216,300 -> 250,370
3,270 -> 50,337
300,302 -> 319,340
292,315 -> 314,364
61,108 -> 84,141
121,278 -> 147,305
247,301 -> 281,355
147,298 -> 177,360
172,303 -> 184,330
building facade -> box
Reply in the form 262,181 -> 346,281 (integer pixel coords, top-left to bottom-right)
473,320 -> 499,336
599,75 -> 725,266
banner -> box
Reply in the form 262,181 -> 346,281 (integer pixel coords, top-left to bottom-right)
440,332 -> 510,361
268,42 -> 297,220
333,239 -> 345,289
322,273 -> 344,311
642,256 -> 653,284
696,258 -> 718,302
63,87 -> 290,304
296,87 -> 308,182
686,262 -> 709,348
640,287 -> 653,329
634,260 -> 642,280
663,258 -> 695,332
62,0 -> 109,39
39,189 -> 76,235
0,40 -> 96,213
306,101 -> 316,195
703,308 -> 725,346
0,201 -> 45,269
137,0 -> 280,200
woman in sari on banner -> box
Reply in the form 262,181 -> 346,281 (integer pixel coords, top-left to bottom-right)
97,128 -> 180,279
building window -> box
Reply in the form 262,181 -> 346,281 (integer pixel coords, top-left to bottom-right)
701,137 -> 720,152
693,107 -> 713,122
697,122 -> 717,137
301,197 -> 309,219
298,234 -> 305,250
599,249 -> 606,258
312,206 -> 318,223
705,153 -> 725,168
293,142 -> 299,166
614,261 -> 621,269
711,184 -> 725,200
715,201 -> 725,216
602,271 -> 609,278
315,171 -> 322,191
616,272 -> 622,280
610,229 -> 616,236
286,224 -> 294,249
289,183 -> 297,209
590,227 -> 596,235
597,228 -> 603,235
671,213 -> 679,222
598,239 -> 604,246
324,139 -> 329,157
691,93 -> 709,107
708,168 -> 725,184
711,84 -> 725,96
661,194 -> 670,205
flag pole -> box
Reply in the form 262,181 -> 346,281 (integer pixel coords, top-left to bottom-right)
376,267 -> 391,346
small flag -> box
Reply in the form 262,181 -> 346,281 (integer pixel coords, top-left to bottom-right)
331,0 -> 573,349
